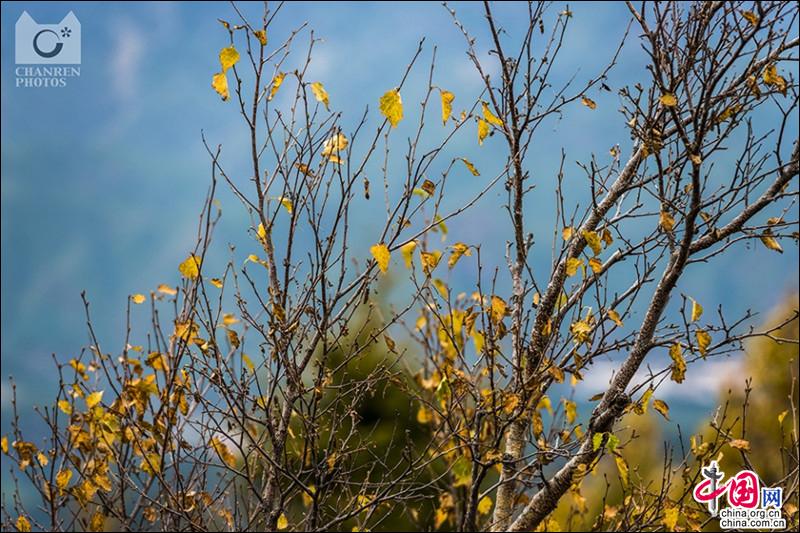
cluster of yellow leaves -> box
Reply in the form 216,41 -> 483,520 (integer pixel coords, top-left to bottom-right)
379,89 -> 403,128
211,46 -> 240,101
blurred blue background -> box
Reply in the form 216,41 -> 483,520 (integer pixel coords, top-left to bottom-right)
1,1 -> 797,462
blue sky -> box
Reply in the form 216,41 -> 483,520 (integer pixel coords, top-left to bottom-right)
1,1 -> 798,445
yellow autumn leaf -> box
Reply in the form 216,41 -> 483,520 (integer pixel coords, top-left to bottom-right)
582,230 -> 602,255
370,243 -> 390,274
440,89 -> 454,125
564,400 -> 577,424
490,295 -> 507,323
477,495 -> 493,515
662,505 -> 679,531
56,469 -> 73,491
1,436 -> 9,454
741,10 -> 759,26
278,197 -> 293,215
581,95 -> 597,110
400,241 -> 417,269
420,250 -> 441,275
607,309 -> 623,327
660,210 -> 675,232
157,284 -> 177,295
36,452 -> 48,466
86,391 -> 103,409
652,399 -> 670,420
482,102 -> 503,127
311,81 -> 330,110
472,330 -> 485,355
477,118 -> 489,145
696,329 -> 712,356
269,72 -> 285,101
254,29 -> 267,46
89,512 -> 105,532
179,254 -> 201,279
729,438 -> 751,452
420,179 -> 436,196
277,513 -> 288,530
448,243 -> 471,269
759,232 -> 783,253
588,257 -> 602,274
762,64 -> 787,95
212,72 -> 229,101
548,364 -> 564,383
615,455 -> 629,486
659,93 -> 677,107
778,410 -> 788,425
219,46 -> 239,72
669,343 -> 686,383
451,456 -> 471,487
638,388 -> 654,414
460,158 -> 480,176
566,257 -> 583,277
562,226 -> 573,240
379,88 -> 403,128
690,298 -> 703,322
210,278 -> 223,288
322,132 -> 348,164
57,400 -> 72,415
131,293 -> 146,304
15,516 -> 31,533
211,437 -> 236,467
716,104 -> 742,124
416,405 -> 433,424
